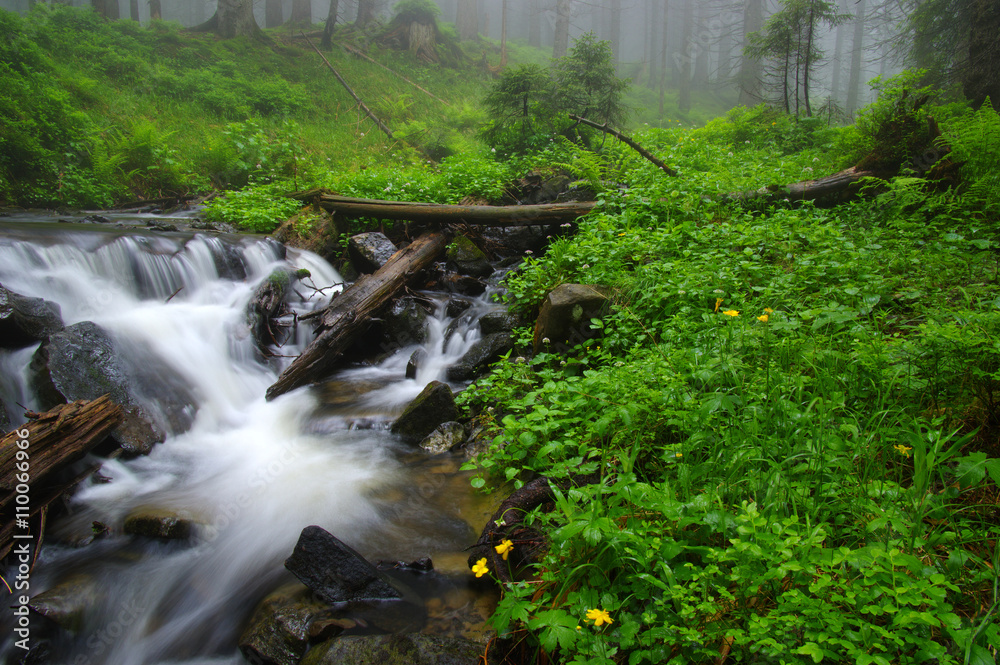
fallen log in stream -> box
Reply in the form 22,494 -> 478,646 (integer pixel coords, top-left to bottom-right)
1,395 -> 123,561
288,190 -> 597,226
266,231 -> 449,400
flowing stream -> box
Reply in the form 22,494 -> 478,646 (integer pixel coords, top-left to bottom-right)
0,216 -> 499,664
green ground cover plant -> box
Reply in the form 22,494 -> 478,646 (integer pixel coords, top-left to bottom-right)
459,86 -> 1000,664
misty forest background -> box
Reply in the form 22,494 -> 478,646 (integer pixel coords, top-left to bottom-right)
3,0 -> 1000,662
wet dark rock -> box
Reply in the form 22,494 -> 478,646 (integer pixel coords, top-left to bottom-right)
533,284 -> 612,354
419,422 -> 466,454
405,348 -> 426,380
440,274 -> 486,297
27,574 -> 101,632
445,236 -> 492,278
477,311 -> 521,336
209,240 -> 248,281
146,221 -> 179,232
446,333 -> 514,382
377,557 -> 434,572
300,633 -> 483,665
239,583 -> 328,665
382,297 -> 429,349
123,508 -> 195,540
349,232 -> 398,275
29,321 -> 196,454
189,220 -> 217,231
390,381 -> 458,443
445,298 -> 472,318
285,526 -> 410,606
247,268 -> 310,354
0,284 -> 64,349
83,214 -> 112,224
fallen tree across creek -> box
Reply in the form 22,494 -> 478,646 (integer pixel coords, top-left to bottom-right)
287,190 -> 597,226
266,231 -> 450,400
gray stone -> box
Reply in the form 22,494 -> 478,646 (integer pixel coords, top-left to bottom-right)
391,381 -> 458,443
383,297 -> 428,348
27,574 -> 101,633
419,421 -> 466,454
301,633 -> 483,665
405,348 -> 427,380
446,333 -> 514,381
239,583 -> 328,665
532,284 -> 612,354
349,232 -> 398,274
445,237 -> 492,278
0,284 -> 64,349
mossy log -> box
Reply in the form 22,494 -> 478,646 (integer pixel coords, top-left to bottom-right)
287,190 -> 597,226
266,231 -> 448,400
0,395 -> 123,561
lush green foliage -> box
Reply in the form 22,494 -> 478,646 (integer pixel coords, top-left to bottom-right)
480,33 -> 631,155
460,86 -> 1000,663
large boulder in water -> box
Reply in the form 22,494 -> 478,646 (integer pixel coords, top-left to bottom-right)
349,232 -> 397,275
390,381 -> 458,443
381,297 -> 429,349
239,583 -> 328,665
445,236 -> 492,278
0,284 -> 64,349
29,321 -> 196,454
300,634 -> 483,665
446,333 -> 514,381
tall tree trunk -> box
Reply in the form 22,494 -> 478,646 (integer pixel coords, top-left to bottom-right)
356,0 -> 376,28
500,0 -> 508,66
290,0 -> 311,24
693,3 -> 709,85
963,0 -> 999,107
92,0 -> 120,19
456,0 -> 478,40
148,0 -> 160,20
528,0 -> 541,46
129,0 -> 138,21
803,3 -> 815,116
737,0 -> 764,106
647,0 -> 661,88
194,0 -> 263,38
830,0 -> 847,103
659,0 -> 668,115
717,11 -> 733,83
321,0 -> 339,46
552,0 -> 570,57
609,0 -> 620,65
845,0 -> 865,116
266,0 -> 283,27
678,0 -> 693,112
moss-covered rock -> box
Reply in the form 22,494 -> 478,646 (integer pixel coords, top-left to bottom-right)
445,236 -> 492,278
390,381 -> 458,443
300,633 -> 482,665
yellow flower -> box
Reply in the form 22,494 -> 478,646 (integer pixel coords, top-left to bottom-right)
714,297 -> 724,312
618,232 -> 627,236
722,310 -> 739,317
472,558 -> 489,578
894,444 -> 912,458
494,539 -> 514,560
764,307 -> 774,313
586,608 -> 613,627
757,314 -> 769,323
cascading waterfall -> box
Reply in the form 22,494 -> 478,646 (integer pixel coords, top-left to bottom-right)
0,224 -> 496,664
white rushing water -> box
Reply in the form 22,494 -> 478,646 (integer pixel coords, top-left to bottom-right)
0,226 -> 491,664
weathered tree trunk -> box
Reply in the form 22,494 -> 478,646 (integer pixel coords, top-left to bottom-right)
845,0 -> 866,116
129,0 -> 139,21
0,396 -> 123,560
678,0 -> 693,113
552,0 -> 570,57
830,0 -> 848,103
193,0 -> 263,39
729,165 -> 891,204
266,0 -> 284,28
356,0 -> 376,28
288,191 -> 597,225
289,0 -> 312,25
456,0 -> 478,40
963,0 -> 1000,108
92,0 -> 120,19
148,0 -> 160,20
527,0 -> 540,46
320,0 -> 338,45
266,232 -> 449,400
737,0 -> 764,106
